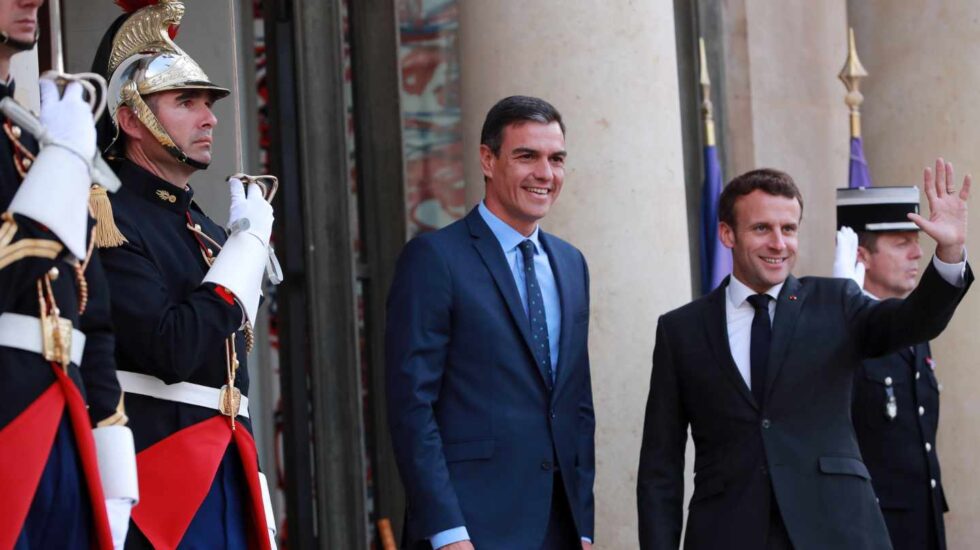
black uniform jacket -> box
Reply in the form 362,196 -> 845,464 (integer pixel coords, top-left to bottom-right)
97,158 -> 251,453
637,262 -> 971,550
0,80 -> 122,431
854,342 -> 947,550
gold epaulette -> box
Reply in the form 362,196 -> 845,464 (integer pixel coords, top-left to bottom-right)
0,212 -> 63,270
89,185 -> 128,248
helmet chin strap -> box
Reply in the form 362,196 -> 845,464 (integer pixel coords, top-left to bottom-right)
170,146 -> 210,170
0,28 -> 40,52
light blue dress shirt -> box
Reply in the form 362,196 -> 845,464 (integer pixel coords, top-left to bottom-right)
429,202 -> 565,549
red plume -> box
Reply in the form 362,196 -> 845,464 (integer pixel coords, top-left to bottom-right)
113,0 -> 179,39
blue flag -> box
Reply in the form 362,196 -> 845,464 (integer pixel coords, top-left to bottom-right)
700,143 -> 732,294
849,136 -> 873,188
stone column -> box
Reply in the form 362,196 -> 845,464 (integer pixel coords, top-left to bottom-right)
849,2 -> 980,545
458,2 -> 691,545
719,0 -> 850,278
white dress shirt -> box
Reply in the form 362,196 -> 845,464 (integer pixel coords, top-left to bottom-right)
725,276 -> 780,390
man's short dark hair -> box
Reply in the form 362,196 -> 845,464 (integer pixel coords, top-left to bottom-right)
857,231 -> 880,253
480,95 -> 565,156
718,168 -> 804,227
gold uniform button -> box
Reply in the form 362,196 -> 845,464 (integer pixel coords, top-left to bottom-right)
884,376 -> 893,387
11,125 -> 21,139
919,406 -> 925,416
47,266 -> 59,280
22,157 -> 32,169
925,442 -> 932,452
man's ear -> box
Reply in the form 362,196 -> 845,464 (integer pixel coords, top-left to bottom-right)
479,144 -> 496,181
116,106 -> 142,141
719,221 -> 736,249
857,246 -> 872,268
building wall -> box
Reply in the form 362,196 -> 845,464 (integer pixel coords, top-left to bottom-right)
849,2 -> 980,545
457,2 -> 692,546
720,0 -> 850,278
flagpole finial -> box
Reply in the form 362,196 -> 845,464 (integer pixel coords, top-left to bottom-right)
699,37 -> 715,146
839,27 -> 868,138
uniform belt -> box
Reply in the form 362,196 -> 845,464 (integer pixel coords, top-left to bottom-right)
116,370 -> 250,418
0,312 -> 85,366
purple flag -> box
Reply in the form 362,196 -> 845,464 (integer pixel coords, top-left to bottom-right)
849,136 -> 873,188
700,143 -> 732,294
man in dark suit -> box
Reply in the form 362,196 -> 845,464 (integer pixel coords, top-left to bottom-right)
637,162 -> 971,549
386,96 -> 595,549
834,186 -> 950,550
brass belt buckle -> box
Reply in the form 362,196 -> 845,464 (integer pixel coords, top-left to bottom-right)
218,384 -> 242,418
41,315 -> 73,369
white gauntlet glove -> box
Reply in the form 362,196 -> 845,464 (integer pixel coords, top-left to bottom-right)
8,79 -> 96,259
203,178 -> 275,324
92,426 -> 139,550
258,472 -> 278,549
833,226 -> 865,288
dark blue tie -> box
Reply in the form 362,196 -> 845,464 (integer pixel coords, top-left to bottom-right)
519,240 -> 553,384
747,294 -> 771,407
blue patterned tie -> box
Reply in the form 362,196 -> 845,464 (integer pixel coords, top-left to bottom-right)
519,240 -> 553,384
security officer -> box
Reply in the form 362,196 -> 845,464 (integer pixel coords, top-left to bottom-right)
835,185 -> 949,550
91,0 -> 278,547
0,0 -> 137,547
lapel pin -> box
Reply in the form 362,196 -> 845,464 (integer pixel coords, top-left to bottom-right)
788,295 -> 798,301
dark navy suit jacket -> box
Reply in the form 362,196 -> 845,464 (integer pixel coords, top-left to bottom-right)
386,207 -> 595,548
638,263 -> 971,550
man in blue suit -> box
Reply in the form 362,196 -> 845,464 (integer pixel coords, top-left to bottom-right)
386,96 -> 595,549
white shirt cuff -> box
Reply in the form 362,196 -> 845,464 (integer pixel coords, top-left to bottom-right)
582,536 -> 593,544
430,526 -> 469,548
932,250 -> 968,287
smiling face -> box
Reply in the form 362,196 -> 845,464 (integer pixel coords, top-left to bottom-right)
720,190 -> 802,293
859,231 -> 922,299
481,120 -> 566,236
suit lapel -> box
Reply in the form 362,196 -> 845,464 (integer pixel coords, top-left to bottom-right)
540,232 -> 574,394
765,275 -> 807,402
466,210 -> 549,385
703,279 -> 758,410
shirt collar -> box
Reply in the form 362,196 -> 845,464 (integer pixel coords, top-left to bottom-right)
478,200 -> 542,254
114,158 -> 195,213
727,274 -> 783,308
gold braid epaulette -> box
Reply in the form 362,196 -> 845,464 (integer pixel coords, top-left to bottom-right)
0,213 -> 63,271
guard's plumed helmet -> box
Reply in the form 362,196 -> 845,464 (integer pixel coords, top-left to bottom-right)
93,0 -> 229,169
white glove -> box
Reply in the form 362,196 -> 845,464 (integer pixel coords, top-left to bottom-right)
8,79 -> 97,260
38,79 -> 97,161
227,177 -> 273,246
259,472 -> 278,550
203,179 -> 275,324
105,498 -> 133,549
92,426 -> 139,550
833,226 -> 865,288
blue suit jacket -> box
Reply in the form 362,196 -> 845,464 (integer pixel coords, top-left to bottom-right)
386,207 -> 595,548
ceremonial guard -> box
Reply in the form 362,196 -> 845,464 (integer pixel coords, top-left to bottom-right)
92,0 -> 278,547
835,186 -> 949,549
0,0 -> 138,548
